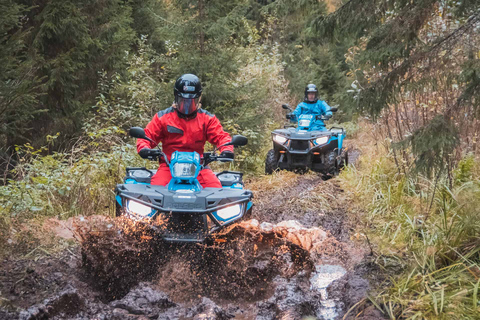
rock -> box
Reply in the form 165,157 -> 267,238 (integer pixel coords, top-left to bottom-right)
18,287 -> 84,320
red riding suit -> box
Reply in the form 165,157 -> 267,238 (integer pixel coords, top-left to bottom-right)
136,107 -> 233,188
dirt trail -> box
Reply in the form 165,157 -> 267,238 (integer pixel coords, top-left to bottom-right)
0,146 -> 383,320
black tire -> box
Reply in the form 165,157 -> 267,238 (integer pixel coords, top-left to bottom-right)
244,205 -> 253,219
115,200 -> 122,217
338,149 -> 349,170
265,149 -> 279,174
324,151 -> 337,175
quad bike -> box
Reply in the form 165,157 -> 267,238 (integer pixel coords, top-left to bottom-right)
115,127 -> 253,243
265,104 -> 348,175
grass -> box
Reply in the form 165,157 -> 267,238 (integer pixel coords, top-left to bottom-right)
0,135 -> 150,259
339,122 -> 480,319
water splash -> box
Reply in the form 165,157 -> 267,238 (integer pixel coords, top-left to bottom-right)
310,264 -> 347,320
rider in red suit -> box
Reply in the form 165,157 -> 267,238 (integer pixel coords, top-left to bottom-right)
136,74 -> 233,188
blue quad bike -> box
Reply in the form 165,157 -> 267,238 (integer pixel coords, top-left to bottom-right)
115,127 -> 253,243
265,104 -> 348,175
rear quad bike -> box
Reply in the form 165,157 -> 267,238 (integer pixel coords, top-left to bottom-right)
265,104 -> 348,176
115,127 -> 253,243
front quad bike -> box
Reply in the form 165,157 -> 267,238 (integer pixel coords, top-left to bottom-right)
115,127 -> 253,243
265,104 -> 348,175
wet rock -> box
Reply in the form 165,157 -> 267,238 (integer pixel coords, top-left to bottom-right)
259,222 -> 274,232
0,310 -> 16,320
109,284 -> 175,318
256,274 -> 321,320
191,298 -> 233,320
328,273 -> 370,314
18,286 -> 84,320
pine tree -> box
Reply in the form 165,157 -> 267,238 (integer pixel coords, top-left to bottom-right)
315,0 -> 480,177
0,0 -> 41,153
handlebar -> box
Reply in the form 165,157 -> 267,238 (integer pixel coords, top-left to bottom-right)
139,148 -> 168,163
285,114 -> 331,121
202,152 -> 234,166
140,149 -> 232,167
316,115 -> 331,121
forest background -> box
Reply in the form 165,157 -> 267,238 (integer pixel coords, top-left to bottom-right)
1,0 -> 480,318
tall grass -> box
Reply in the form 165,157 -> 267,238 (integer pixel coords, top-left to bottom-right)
341,130 -> 480,319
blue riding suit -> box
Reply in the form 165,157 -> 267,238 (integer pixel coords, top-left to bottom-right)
291,100 -> 332,131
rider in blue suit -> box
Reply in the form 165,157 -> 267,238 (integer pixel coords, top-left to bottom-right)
290,84 -> 332,131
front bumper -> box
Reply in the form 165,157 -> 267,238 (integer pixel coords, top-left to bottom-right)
115,184 -> 253,242
274,138 -> 339,170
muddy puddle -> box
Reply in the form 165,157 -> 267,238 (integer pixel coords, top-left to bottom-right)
1,170 -> 379,320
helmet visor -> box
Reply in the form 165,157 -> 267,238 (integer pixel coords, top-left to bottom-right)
306,92 -> 317,102
177,97 -> 200,115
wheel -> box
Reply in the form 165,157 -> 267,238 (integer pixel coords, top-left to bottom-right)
265,149 -> 279,174
324,151 -> 337,175
115,200 -> 123,217
338,149 -> 349,170
333,161 -> 340,176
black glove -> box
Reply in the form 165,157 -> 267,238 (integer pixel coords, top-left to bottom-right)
219,150 -> 234,160
286,113 -> 294,120
139,148 -> 157,160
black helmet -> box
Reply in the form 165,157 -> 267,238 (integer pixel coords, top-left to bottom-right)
174,74 -> 202,116
304,83 -> 318,103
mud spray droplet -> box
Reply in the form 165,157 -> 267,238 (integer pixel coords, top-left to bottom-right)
310,264 -> 346,320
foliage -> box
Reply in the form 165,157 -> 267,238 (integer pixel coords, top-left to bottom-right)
395,115 -> 459,178
0,0 -> 42,154
316,0 -> 480,177
0,138 -> 146,247
340,124 -> 480,319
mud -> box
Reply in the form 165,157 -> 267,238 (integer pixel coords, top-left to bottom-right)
0,151 -> 384,320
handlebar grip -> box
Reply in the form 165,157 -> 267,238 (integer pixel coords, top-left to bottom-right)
139,148 -> 163,160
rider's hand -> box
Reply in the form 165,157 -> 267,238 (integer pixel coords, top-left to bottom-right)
139,148 -> 156,159
219,150 -> 234,160
324,114 -> 332,120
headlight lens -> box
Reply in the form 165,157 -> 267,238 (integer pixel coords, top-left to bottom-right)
127,200 -> 153,217
299,120 -> 311,127
273,135 -> 288,144
216,204 -> 242,220
315,136 -> 329,145
173,163 -> 197,178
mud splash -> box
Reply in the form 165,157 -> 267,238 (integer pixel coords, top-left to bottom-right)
2,166 -> 378,319
77,217 -> 315,303
0,215 -> 368,320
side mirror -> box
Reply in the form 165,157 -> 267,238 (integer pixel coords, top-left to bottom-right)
230,135 -> 248,146
129,127 -> 154,143
282,104 -> 292,111
330,107 -> 338,113
221,135 -> 248,148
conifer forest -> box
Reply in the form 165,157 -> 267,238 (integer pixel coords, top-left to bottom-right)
1,0 -> 480,319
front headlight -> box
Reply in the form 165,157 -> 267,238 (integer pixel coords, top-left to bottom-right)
173,163 -> 197,178
216,204 -> 242,220
299,120 -> 311,127
273,134 -> 288,144
127,200 -> 154,217
315,136 -> 329,145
